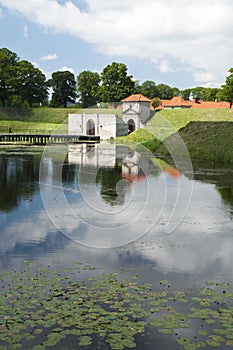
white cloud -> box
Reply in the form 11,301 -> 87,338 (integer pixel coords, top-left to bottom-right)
194,72 -> 216,83
22,24 -> 28,38
0,0 -> 233,85
59,66 -> 75,74
41,53 -> 58,61
152,58 -> 175,73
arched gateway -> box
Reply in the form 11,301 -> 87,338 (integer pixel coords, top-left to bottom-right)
86,119 -> 95,135
127,119 -> 135,134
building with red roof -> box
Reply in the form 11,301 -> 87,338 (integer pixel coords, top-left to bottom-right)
121,94 -> 153,133
158,96 -> 231,110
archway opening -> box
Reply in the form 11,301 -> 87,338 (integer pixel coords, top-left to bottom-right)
127,119 -> 135,134
86,119 -> 95,135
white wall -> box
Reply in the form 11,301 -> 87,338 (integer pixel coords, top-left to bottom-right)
68,113 -> 127,140
68,143 -> 117,168
122,101 -> 151,130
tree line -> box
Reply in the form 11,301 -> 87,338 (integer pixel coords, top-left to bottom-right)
0,48 -> 232,108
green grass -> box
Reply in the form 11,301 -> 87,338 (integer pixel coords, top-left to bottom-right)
144,108 -> 233,140
117,128 -> 154,144
0,106 -> 122,133
119,109 -> 233,163
0,120 -> 64,134
165,121 -> 233,163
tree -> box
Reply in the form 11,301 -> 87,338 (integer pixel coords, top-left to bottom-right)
152,97 -> 161,110
15,60 -> 48,107
204,88 -> 220,101
180,88 -> 191,100
181,87 -> 221,101
77,70 -> 100,108
99,62 -> 135,102
171,87 -> 180,97
0,48 -> 19,107
140,80 -> 157,99
49,71 -> 77,108
217,68 -> 233,105
155,84 -> 175,99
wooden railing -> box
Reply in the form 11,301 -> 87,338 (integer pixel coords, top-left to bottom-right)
0,134 -> 100,145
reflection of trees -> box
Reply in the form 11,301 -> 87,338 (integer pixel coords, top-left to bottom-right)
217,188 -> 233,215
189,161 -> 233,215
96,166 -> 126,206
0,156 -> 40,211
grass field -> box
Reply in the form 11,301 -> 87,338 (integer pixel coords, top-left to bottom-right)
162,121 -> 233,163
0,106 -> 122,133
119,108 -> 233,163
146,108 -> 233,140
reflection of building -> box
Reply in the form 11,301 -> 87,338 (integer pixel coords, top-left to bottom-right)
122,148 -> 145,181
68,143 -> 120,168
68,144 -> 158,183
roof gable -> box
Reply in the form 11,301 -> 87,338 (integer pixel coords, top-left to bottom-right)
162,96 -> 191,107
121,94 -> 151,102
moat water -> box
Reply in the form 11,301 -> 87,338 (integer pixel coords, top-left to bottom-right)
1,143 -> 233,349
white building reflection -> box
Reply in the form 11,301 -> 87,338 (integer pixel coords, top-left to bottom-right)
68,143 -> 155,183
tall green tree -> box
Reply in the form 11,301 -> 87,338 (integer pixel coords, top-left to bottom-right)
77,70 -> 100,108
15,60 -> 48,107
99,62 -> 135,102
217,68 -> 233,104
181,87 -> 220,101
204,88 -> 220,101
180,88 -> 191,100
0,48 -> 19,107
140,80 -> 157,99
49,71 -> 77,108
155,84 -> 174,99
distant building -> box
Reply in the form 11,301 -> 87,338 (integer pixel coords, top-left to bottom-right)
157,96 -> 231,110
160,96 -> 192,109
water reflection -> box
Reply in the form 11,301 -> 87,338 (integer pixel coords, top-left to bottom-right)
2,147 -> 233,350
40,144 -> 167,248
68,144 -> 153,206
0,155 -> 40,211
0,145 -> 233,284
191,161 -> 233,217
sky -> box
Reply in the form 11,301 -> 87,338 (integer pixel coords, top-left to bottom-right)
0,0 -> 233,90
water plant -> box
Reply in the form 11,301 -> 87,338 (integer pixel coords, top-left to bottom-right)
0,261 -> 233,349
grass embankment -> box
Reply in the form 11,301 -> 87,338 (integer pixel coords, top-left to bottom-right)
123,109 -> 233,163
160,121 -> 233,163
0,107 -> 122,133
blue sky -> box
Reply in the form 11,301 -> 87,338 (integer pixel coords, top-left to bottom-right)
0,0 -> 233,90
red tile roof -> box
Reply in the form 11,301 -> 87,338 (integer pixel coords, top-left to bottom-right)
189,100 -> 230,109
122,94 -> 231,109
121,94 -> 151,102
161,96 -> 191,108
159,96 -> 231,109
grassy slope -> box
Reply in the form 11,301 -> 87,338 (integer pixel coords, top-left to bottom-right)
160,121 -> 233,163
121,108 -> 233,163
145,108 -> 233,140
0,107 -> 122,133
